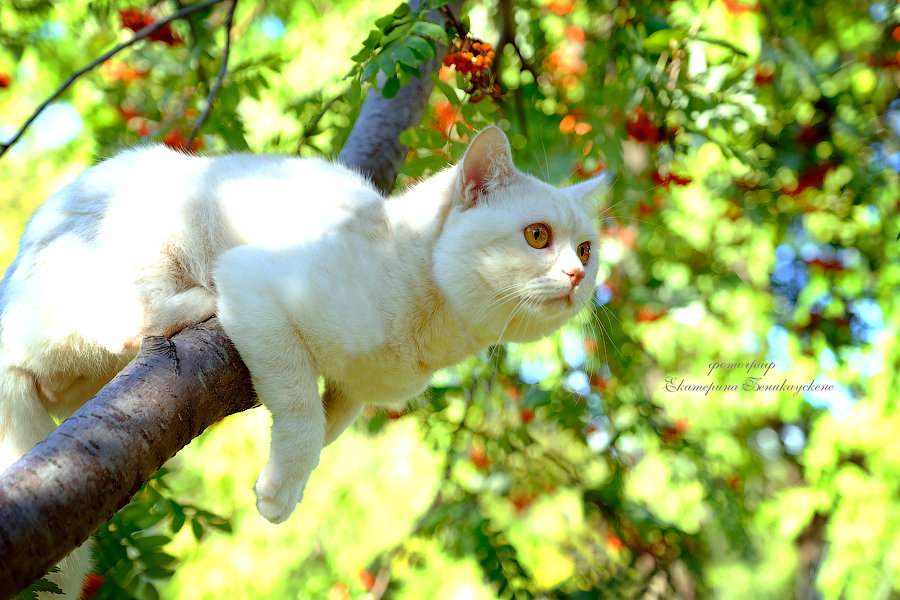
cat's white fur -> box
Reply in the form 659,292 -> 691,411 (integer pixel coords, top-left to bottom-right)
0,126 -> 601,596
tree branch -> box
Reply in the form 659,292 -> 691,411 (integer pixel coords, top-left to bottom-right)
0,1 -> 458,595
0,0 -> 228,160
187,0 -> 237,146
339,0 -> 461,194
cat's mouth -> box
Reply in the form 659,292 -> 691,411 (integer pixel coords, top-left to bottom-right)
543,292 -> 575,309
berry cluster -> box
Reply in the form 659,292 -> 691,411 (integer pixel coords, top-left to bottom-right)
442,40 -> 495,75
652,170 -> 693,188
442,38 -> 501,103
625,107 -> 665,144
119,8 -> 183,46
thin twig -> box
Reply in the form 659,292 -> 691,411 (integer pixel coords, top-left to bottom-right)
438,5 -> 467,38
188,0 -> 237,145
0,0 -> 228,160
295,94 -> 339,155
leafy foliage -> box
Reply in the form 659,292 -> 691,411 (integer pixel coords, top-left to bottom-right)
88,469 -> 230,599
346,1 -> 452,98
1,0 -> 898,599
13,568 -> 62,600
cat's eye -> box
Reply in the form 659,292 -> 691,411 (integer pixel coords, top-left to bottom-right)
524,223 -> 551,249
577,241 -> 591,265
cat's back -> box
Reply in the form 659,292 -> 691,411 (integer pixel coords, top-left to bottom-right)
19,145 -> 208,252
21,145 -> 383,256
204,152 -> 383,246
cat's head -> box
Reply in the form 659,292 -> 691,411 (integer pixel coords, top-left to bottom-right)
434,126 -> 603,345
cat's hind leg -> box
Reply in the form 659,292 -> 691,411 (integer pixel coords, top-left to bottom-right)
323,383 -> 362,446
0,366 -> 92,598
125,286 -> 217,351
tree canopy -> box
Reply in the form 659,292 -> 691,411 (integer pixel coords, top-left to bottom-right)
1,0 -> 898,598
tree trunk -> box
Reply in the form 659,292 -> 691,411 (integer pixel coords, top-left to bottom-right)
0,2 -> 458,594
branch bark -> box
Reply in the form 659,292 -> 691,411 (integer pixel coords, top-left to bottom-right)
0,1 -> 458,595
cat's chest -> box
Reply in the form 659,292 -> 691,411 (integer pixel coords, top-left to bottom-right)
331,348 -> 435,404
315,310 -> 473,404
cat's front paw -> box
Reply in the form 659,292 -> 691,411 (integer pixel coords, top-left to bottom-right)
254,469 -> 308,524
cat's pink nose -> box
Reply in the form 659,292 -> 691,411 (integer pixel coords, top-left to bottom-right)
563,267 -> 585,287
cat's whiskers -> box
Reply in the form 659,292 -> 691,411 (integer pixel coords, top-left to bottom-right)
493,294 -> 533,347
513,296 -> 544,344
586,298 -> 624,365
468,283 -> 525,331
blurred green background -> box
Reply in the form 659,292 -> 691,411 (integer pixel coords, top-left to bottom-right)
2,0 -> 899,598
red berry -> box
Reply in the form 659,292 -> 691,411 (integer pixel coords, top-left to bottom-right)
82,574 -> 104,599
358,569 -> 375,591
626,107 -> 664,144
119,8 -> 182,46
0,73 -> 11,89
606,532 -> 624,551
520,408 -> 534,424
468,445 -> 491,469
509,490 -> 538,512
636,307 -> 664,323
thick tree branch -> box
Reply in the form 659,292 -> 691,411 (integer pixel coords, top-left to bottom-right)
339,0 -> 461,193
0,1 -> 458,595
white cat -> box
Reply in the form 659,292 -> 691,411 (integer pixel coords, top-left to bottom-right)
0,126 -> 601,596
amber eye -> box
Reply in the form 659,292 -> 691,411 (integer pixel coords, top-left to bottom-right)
524,223 -> 551,249
577,241 -> 591,265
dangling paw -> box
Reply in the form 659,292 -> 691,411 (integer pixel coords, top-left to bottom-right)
254,465 -> 308,524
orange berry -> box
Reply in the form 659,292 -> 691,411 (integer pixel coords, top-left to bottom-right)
574,121 -> 592,135
548,0 -> 574,15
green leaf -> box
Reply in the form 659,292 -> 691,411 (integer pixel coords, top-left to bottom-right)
450,140 -> 468,160
191,518 -> 204,540
377,52 -> 397,77
374,12 -> 396,30
361,60 -> 379,83
142,565 -> 175,579
170,509 -> 186,534
643,28 -> 683,53
405,35 -> 436,60
381,76 -> 401,98
399,127 -> 445,150
433,75 -> 460,105
208,519 -> 233,534
392,3 -> 412,18
131,535 -> 171,551
14,574 -> 63,600
391,44 -> 419,68
397,61 -> 422,78
695,35 -> 750,57
410,21 -> 447,43
398,127 -> 419,147
346,78 -> 362,104
351,45 -> 375,64
402,154 -> 450,177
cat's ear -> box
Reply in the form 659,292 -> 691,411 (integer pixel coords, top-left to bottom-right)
456,126 -> 516,209
563,174 -> 607,208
